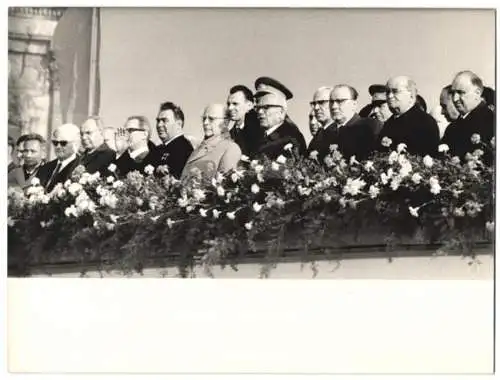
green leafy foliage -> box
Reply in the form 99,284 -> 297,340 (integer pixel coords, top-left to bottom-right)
8,140 -> 494,277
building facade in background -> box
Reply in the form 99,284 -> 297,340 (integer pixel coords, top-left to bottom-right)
8,7 -> 66,145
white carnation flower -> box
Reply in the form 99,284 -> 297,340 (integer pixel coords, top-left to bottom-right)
276,153 -> 287,165
64,205 -> 78,218
251,183 -> 260,194
381,136 -> 392,147
388,151 -> 399,164
271,162 -> 280,171
30,177 -> 41,186
177,196 -> 189,208
68,182 -> 83,196
252,202 -> 262,212
144,165 -> 155,175
309,150 -> 319,160
112,180 -> 124,189
429,176 -> 441,194
397,143 -> 407,153
471,133 -> 481,144
216,186 -> 225,197
423,155 -> 434,168
408,206 -> 420,217
411,173 -> 422,184
244,221 -> 253,230
369,185 -> 380,199
364,161 -> 374,171
438,144 -> 449,153
108,163 -> 117,173
342,178 -> 366,196
399,161 -> 412,178
192,189 -> 206,201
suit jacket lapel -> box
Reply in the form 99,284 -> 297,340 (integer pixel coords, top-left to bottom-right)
186,136 -> 221,163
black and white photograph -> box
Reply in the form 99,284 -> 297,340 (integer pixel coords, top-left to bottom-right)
5,5 -> 496,375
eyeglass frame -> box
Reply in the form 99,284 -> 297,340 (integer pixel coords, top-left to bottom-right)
51,140 -> 70,147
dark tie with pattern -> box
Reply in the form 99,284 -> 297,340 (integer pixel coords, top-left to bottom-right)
46,161 -> 62,190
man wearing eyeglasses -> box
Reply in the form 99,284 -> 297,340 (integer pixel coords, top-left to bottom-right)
181,104 -> 241,180
79,116 -> 115,175
37,124 -> 82,192
151,101 -> 193,179
441,71 -> 494,165
376,76 -> 440,157
226,85 -> 262,158
253,78 -> 306,160
323,84 -> 378,162
306,86 -> 336,161
114,116 -> 159,178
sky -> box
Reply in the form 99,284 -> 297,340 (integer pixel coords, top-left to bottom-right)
99,8 -> 495,143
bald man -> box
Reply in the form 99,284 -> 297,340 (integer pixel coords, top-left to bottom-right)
80,116 -> 116,175
181,104 -> 241,180
377,76 -> 440,156
307,86 -> 336,160
441,71 -> 494,165
38,124 -> 82,192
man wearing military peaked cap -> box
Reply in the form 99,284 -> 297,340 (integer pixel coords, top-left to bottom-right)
255,76 -> 294,100
357,84 -> 388,136
252,82 -> 306,160
369,84 -> 387,101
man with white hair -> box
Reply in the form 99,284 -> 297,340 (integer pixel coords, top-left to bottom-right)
441,70 -> 494,165
79,116 -> 115,175
181,104 -> 241,179
37,123 -> 82,192
253,77 -> 306,160
377,76 -> 440,156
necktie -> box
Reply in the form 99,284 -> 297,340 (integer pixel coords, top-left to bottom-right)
46,161 -> 62,190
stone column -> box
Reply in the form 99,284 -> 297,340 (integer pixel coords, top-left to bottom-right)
8,7 -> 65,157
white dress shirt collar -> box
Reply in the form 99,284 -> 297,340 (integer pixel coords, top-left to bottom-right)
265,122 -> 284,136
58,153 -> 77,172
129,146 -> 149,160
163,134 -> 183,147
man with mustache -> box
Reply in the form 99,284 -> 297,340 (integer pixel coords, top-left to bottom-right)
441,70 -> 495,165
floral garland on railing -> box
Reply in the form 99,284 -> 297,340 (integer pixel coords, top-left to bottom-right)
8,135 -> 495,277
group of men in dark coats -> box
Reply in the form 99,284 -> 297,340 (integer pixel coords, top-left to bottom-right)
9,70 -> 495,194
